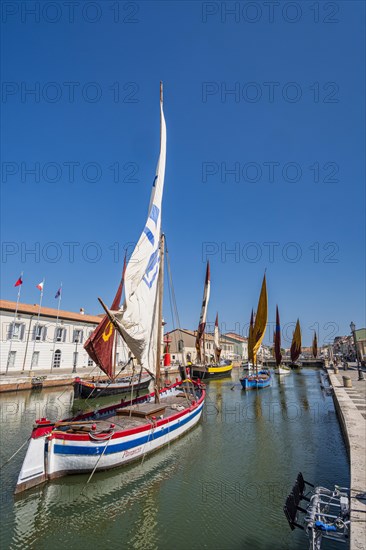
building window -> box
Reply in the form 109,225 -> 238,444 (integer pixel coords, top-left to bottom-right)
31,351 -> 40,368
73,329 -> 83,343
53,349 -> 61,368
34,325 -> 47,342
55,327 -> 66,343
87,357 -> 93,367
7,351 -> 16,368
8,322 -> 25,341
178,339 -> 184,352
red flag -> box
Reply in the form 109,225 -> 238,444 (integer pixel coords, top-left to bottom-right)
14,276 -> 23,287
36,281 -> 44,291
84,255 -> 126,378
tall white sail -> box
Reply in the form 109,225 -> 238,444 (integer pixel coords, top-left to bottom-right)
107,89 -> 166,375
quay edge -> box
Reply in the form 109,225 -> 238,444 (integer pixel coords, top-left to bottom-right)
327,367 -> 366,550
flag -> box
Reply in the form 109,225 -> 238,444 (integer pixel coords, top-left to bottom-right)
36,281 -> 44,292
55,287 -> 62,299
14,276 -> 23,287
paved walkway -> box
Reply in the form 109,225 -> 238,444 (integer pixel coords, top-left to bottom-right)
327,363 -> 366,550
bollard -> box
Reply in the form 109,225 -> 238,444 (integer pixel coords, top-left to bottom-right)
342,376 -> 352,388
334,367 -> 339,374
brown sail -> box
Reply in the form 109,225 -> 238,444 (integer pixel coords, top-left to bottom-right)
84,255 -> 126,378
290,319 -> 302,363
274,305 -> 282,367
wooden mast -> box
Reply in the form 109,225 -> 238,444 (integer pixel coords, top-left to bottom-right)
155,233 -> 165,403
155,82 -> 164,403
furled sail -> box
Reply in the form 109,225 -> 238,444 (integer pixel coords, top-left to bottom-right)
84,255 -> 126,378
252,274 -> 268,365
213,312 -> 222,363
312,330 -> 318,359
274,305 -> 282,367
195,262 -> 211,363
290,319 -> 302,362
105,86 -> 166,376
247,309 -> 254,364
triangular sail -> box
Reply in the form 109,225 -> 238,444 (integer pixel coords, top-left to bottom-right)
213,312 -> 222,363
84,255 -> 126,378
274,305 -> 282,367
104,86 -> 166,375
290,319 -> 302,362
312,331 -> 318,359
195,262 -> 211,363
252,274 -> 268,365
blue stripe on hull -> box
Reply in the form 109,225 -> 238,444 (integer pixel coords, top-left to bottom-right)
54,405 -> 202,456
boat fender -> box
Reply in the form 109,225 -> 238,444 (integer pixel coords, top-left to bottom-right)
91,424 -> 97,431
314,521 -> 337,532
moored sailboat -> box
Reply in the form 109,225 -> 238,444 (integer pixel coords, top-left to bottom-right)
73,255 -> 152,399
273,305 -> 291,375
15,83 -> 205,495
240,274 -> 271,390
191,264 -> 233,379
289,318 -> 302,368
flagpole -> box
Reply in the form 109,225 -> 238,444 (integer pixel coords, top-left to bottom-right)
6,273 -> 23,374
30,278 -> 45,371
50,283 -> 62,372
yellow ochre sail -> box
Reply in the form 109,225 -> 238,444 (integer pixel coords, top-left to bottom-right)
252,274 -> 268,365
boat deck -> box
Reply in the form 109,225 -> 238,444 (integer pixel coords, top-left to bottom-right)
56,393 -> 195,434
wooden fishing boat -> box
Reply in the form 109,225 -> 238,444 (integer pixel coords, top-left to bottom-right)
191,360 -> 233,379
15,83 -> 206,494
191,268 -> 233,380
240,275 -> 271,390
15,380 -> 204,494
73,373 -> 152,398
241,369 -> 271,389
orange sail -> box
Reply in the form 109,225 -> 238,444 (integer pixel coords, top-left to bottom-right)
252,274 -> 268,365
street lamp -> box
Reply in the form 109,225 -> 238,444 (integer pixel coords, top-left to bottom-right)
350,322 -> 364,381
72,335 -> 79,374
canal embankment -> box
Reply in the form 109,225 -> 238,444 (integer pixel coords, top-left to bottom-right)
327,363 -> 366,550
0,365 -> 184,393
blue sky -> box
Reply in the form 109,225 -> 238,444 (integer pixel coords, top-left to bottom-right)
1,1 -> 365,346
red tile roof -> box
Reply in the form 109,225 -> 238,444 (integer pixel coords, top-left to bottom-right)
0,300 -> 102,324
225,332 -> 248,342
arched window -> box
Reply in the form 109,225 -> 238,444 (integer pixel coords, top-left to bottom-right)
53,349 -> 61,368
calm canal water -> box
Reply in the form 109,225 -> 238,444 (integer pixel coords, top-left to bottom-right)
0,369 -> 349,550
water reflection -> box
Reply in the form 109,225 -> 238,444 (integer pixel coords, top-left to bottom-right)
1,369 -> 349,550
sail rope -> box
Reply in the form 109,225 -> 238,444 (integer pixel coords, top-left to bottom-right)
165,239 -> 185,365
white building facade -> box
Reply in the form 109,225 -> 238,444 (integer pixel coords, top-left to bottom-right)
0,300 -> 130,374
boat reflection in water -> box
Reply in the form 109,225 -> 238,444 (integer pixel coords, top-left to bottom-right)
12,423 -> 203,549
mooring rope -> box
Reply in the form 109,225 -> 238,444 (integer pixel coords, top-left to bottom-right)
80,431 -> 114,495
0,437 -> 31,470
